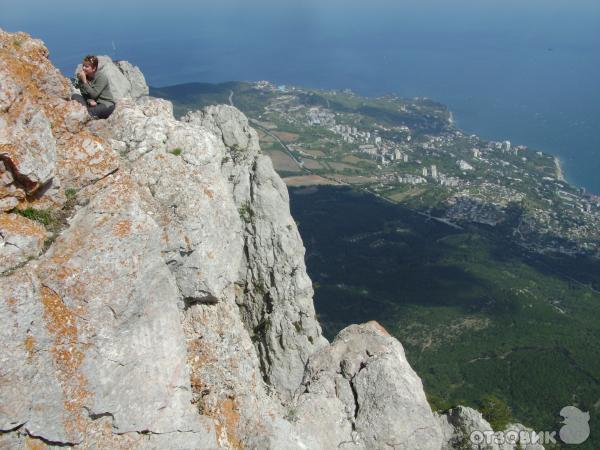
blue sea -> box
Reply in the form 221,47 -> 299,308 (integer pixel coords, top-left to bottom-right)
2,0 -> 600,192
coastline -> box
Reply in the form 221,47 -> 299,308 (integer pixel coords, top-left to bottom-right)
154,79 -> 594,195
554,156 -> 565,182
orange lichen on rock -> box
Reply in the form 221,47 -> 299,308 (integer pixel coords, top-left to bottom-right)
24,334 -> 36,359
0,213 -> 47,239
0,29 -> 100,202
41,285 -> 80,361
24,436 -> 47,450
214,398 -> 242,450
0,181 -> 26,212
55,131 -> 119,189
187,338 -> 217,394
0,30 -> 70,104
5,296 -> 18,309
186,335 -> 242,449
93,174 -> 137,213
40,286 -> 91,438
112,219 -> 132,238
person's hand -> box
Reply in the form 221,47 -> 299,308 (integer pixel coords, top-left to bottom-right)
77,69 -> 86,81
87,99 -> 97,107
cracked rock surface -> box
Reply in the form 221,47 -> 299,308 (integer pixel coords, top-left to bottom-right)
292,322 -> 443,450
436,406 -> 545,450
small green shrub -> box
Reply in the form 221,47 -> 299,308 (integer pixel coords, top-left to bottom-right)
65,188 -> 78,200
285,406 -> 299,422
169,148 -> 182,156
14,208 -> 57,227
238,201 -> 253,223
479,394 -> 512,431
425,393 -> 451,412
292,320 -> 303,333
252,317 -> 272,342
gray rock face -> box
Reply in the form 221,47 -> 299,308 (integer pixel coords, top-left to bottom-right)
108,98 -> 243,305
0,59 -> 22,112
115,60 -> 149,98
185,105 -> 328,400
1,172 -> 218,448
0,213 -> 48,273
438,406 -> 495,450
0,161 -> 24,212
437,406 -> 545,450
293,322 -> 444,450
1,102 -> 56,192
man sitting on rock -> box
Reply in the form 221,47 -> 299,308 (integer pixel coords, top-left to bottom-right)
73,55 -> 115,119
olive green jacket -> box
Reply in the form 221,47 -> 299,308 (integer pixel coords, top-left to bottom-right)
77,71 -> 115,106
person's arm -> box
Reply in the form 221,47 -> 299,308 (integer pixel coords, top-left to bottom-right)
79,73 -> 108,100
76,69 -> 88,89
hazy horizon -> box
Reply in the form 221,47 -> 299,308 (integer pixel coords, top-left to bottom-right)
2,0 -> 599,192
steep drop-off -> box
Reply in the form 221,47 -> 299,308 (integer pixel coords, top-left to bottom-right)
0,29 -> 540,450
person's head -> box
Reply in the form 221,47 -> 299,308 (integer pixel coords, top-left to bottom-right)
82,55 -> 99,78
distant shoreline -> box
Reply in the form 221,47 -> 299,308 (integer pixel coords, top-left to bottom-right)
554,156 -> 565,182
151,79 -> 595,195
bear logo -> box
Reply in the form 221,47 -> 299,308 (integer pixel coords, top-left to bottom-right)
559,406 -> 590,445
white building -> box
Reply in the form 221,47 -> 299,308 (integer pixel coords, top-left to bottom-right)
439,175 -> 460,187
397,174 -> 427,184
458,160 -> 474,171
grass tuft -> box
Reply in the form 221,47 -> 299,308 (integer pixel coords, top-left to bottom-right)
13,207 -> 57,227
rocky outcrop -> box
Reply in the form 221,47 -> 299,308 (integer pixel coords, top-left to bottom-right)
0,212 -> 48,271
74,55 -> 148,100
184,106 -> 328,400
292,322 -> 443,449
1,28 -> 532,450
437,406 -> 545,450
0,29 -> 111,273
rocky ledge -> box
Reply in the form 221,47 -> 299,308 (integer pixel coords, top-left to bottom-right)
0,29 -> 541,449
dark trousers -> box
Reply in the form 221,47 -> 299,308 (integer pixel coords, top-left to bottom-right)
71,94 -> 115,119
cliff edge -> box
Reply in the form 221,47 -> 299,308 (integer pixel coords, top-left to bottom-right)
0,29 -> 538,450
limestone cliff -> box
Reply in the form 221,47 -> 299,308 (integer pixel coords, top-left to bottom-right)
0,29 -> 535,450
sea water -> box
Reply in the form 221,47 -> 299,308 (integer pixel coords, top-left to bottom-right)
2,0 -> 599,192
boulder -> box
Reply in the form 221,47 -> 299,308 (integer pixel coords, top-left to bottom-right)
0,213 -> 47,273
75,55 -> 148,101
0,102 -> 56,193
293,321 -> 444,449
115,60 -> 149,98
437,406 -> 546,450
